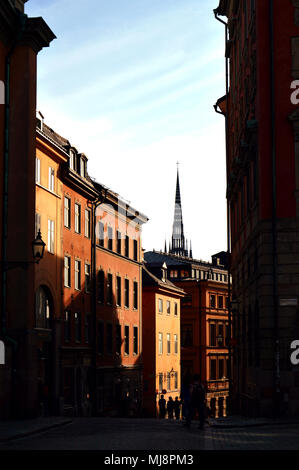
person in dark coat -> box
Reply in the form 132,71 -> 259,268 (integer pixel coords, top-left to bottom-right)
187,374 -> 206,429
158,394 -> 166,419
181,375 -> 192,425
167,396 -> 174,419
174,396 -> 181,420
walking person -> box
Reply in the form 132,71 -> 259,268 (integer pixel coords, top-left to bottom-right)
167,396 -> 174,419
188,374 -> 206,429
181,375 -> 192,426
174,396 -> 181,420
158,394 -> 166,419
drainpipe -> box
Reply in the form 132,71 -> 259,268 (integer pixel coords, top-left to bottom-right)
91,188 -> 107,415
269,0 -> 280,414
214,8 -> 232,416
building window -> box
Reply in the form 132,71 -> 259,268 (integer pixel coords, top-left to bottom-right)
124,325 -> 129,355
64,197 -> 71,229
64,311 -> 71,342
116,276 -> 121,306
167,333 -> 171,354
75,260 -> 81,290
108,226 -> 113,250
167,373 -> 171,391
106,323 -> 113,355
80,158 -> 85,177
218,296 -> 223,309
158,298 -> 163,313
166,300 -> 171,315
133,326 -> 138,355
98,222 -> 104,246
85,314 -> 91,344
158,333 -> 163,355
107,273 -> 113,304
48,219 -> 54,253
98,270 -> 104,303
210,323 -> 216,347
85,209 -> 90,238
98,322 -> 104,354
85,263 -> 91,293
36,158 -> 41,184
181,324 -> 193,347
174,334 -> 178,354
48,166 -> 54,192
35,286 -> 51,329
210,359 -> 217,380
174,372 -> 178,390
64,256 -> 71,287
116,231 -> 122,254
219,358 -> 225,379
69,150 -> 75,170
125,235 -> 129,257
174,302 -> 178,316
133,239 -> 138,261
116,325 -> 121,355
210,294 -> 216,308
35,213 -> 41,237
218,324 -> 224,346
133,281 -> 138,309
159,373 -> 163,392
124,279 -> 129,308
74,312 -> 81,343
75,203 -> 81,234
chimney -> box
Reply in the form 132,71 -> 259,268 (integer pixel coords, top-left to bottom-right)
13,0 -> 28,13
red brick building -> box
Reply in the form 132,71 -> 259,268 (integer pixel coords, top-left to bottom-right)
214,0 -> 299,416
93,184 -> 148,416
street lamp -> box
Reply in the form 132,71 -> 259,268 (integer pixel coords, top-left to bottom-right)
32,230 -> 46,264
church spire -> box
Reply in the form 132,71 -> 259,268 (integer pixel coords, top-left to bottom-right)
169,163 -> 188,257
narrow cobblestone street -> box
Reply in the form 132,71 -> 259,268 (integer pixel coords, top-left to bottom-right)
1,417 -> 299,451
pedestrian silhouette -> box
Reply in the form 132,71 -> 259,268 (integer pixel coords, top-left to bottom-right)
167,396 -> 174,419
186,374 -> 206,429
181,375 -> 192,425
174,396 -> 181,420
158,394 -> 166,419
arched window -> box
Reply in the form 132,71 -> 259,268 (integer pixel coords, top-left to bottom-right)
35,286 -> 52,329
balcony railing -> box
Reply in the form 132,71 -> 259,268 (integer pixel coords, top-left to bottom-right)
207,379 -> 229,391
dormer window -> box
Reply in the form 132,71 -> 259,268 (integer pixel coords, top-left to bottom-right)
161,262 -> 167,282
69,150 -> 75,170
80,157 -> 85,177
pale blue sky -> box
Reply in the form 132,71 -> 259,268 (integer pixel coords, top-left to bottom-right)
27,0 -> 227,261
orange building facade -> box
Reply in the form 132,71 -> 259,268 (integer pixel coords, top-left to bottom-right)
142,264 -> 185,417
144,251 -> 230,418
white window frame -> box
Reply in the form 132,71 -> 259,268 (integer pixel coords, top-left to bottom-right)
36,158 -> 41,184
75,259 -> 81,290
48,219 -> 54,253
48,166 -> 55,192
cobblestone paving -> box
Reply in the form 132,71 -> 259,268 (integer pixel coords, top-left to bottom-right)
1,417 -> 299,451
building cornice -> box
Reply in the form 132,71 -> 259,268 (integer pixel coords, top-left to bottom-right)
0,4 -> 56,52
20,16 -> 56,54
